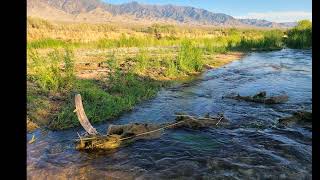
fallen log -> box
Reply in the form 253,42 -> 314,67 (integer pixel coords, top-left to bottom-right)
225,91 -> 288,104
73,94 -> 229,151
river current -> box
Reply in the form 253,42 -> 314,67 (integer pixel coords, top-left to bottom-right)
27,49 -> 312,179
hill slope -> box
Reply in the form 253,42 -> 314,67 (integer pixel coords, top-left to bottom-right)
27,0 -> 295,28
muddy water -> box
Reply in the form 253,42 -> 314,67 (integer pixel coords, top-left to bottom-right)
27,49 -> 312,179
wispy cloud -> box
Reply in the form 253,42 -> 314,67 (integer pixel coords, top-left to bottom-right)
236,11 -> 312,22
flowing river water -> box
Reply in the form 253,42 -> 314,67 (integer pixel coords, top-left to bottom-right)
27,49 -> 312,179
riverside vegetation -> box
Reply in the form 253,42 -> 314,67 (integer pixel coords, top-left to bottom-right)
27,17 -> 312,131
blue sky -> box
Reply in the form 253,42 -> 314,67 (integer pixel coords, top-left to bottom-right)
103,0 -> 312,22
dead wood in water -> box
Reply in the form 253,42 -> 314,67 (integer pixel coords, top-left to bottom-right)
75,134 -> 122,150
73,94 -> 229,151
226,91 -> 289,104
75,114 -> 228,151
107,123 -> 163,140
173,113 -> 229,128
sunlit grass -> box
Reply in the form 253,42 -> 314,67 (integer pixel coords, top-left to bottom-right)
27,48 -> 75,92
285,20 -> 312,49
26,17 -> 312,130
49,71 -> 165,129
177,40 -> 204,72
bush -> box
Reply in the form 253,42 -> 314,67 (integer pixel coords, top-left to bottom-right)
165,59 -> 179,77
229,29 -> 284,51
285,20 -> 312,49
203,37 -> 228,54
177,40 -> 204,72
28,49 -> 75,92
262,30 -> 284,48
135,48 -> 150,72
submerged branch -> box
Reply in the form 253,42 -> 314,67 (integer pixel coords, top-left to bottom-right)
74,93 -> 229,151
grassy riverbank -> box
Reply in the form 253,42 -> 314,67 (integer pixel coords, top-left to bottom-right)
27,18 -> 311,131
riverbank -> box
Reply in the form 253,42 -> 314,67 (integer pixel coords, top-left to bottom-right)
27,49 -> 312,179
27,46 -> 245,132
27,18 -> 311,131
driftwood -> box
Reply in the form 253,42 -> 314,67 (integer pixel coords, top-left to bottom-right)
75,115 -> 228,151
73,94 -> 229,151
74,94 -> 98,135
28,135 -> 36,144
226,91 -> 289,104
172,113 -> 228,128
107,123 -> 162,139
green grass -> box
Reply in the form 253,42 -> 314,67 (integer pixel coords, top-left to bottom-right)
27,91 -> 52,126
27,42 -> 206,130
285,20 -> 312,49
134,48 -> 150,72
27,21 -> 312,130
27,48 -> 170,129
164,58 -> 180,77
27,49 -> 76,128
27,38 -> 81,49
27,48 -> 75,92
95,34 -> 181,49
202,37 -> 228,54
99,34 -> 146,48
49,71 -> 165,130
27,28 -> 297,52
28,38 -> 65,49
27,17 -> 312,51
229,30 -> 284,51
177,40 -> 204,72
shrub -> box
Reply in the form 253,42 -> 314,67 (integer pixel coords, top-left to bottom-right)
28,49 -> 75,92
229,29 -> 284,51
262,30 -> 284,48
285,20 -> 312,49
134,48 -> 150,72
177,40 -> 204,72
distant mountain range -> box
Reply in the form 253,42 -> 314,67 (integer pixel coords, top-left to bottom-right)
27,0 -> 297,28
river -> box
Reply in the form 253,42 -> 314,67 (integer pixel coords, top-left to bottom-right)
27,49 -> 312,179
